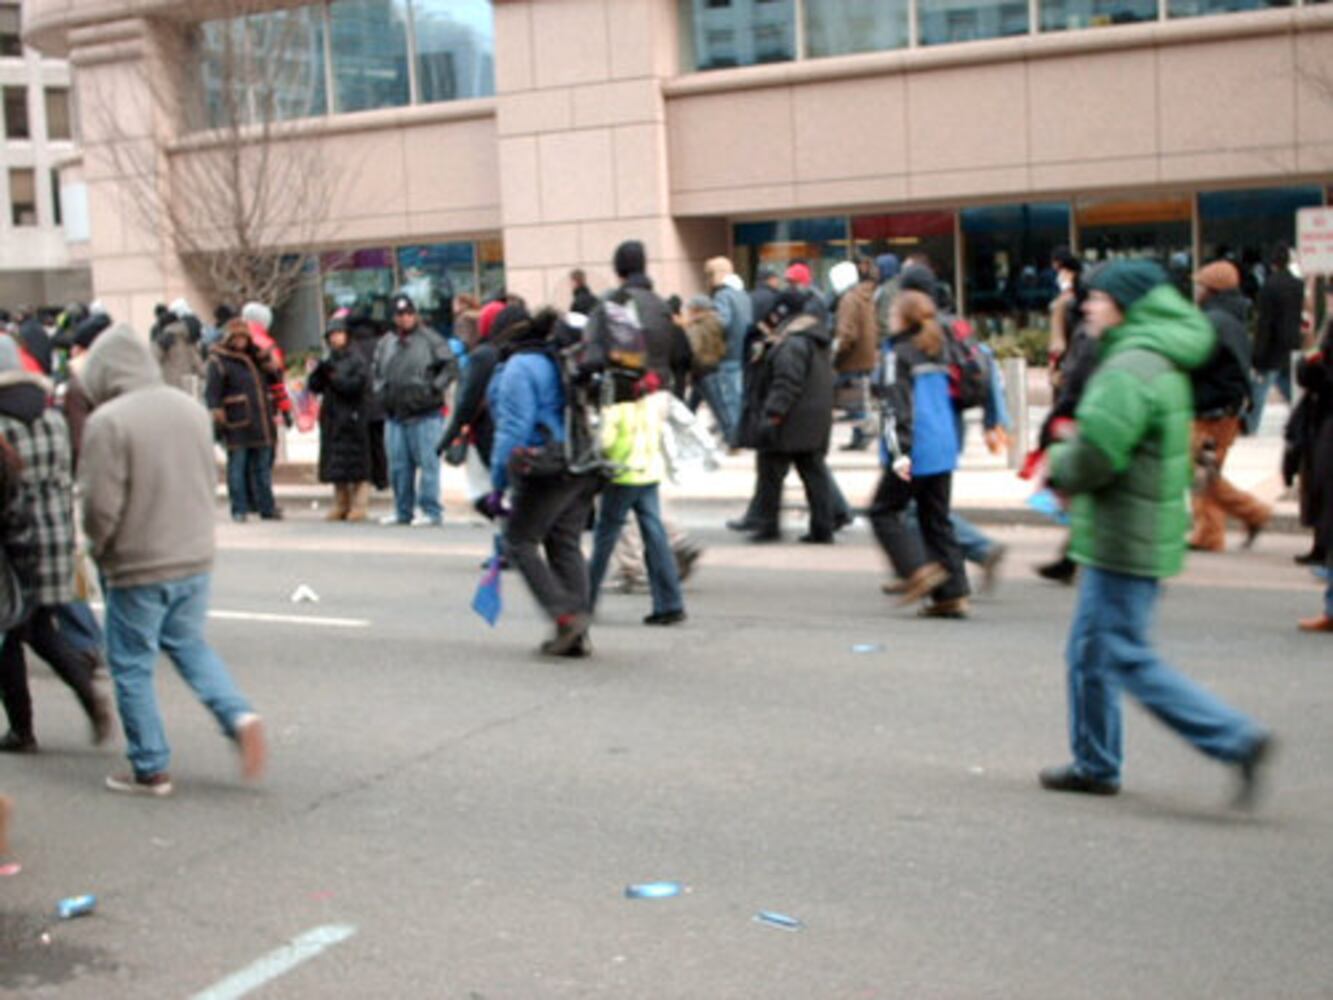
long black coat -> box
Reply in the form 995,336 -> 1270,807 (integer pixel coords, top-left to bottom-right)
308,349 -> 372,484
1296,327 -> 1333,553
748,314 -> 834,455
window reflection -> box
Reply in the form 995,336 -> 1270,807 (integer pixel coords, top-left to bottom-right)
1076,195 -> 1193,294
961,202 -> 1069,330
398,243 -> 476,333
322,248 -> 398,322
805,0 -> 909,57
733,216 -> 849,288
330,0 -> 411,113
680,0 -> 796,72
413,0 -> 495,102
1040,0 -> 1157,31
1168,0 -> 1291,18
1199,186 -> 1323,298
196,9 -> 327,128
919,0 -> 1030,46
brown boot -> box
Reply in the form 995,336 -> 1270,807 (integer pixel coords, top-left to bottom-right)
345,482 -> 370,522
896,563 -> 950,606
319,485 -> 346,525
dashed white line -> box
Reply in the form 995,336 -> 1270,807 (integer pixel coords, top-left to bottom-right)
191,923 -> 358,1000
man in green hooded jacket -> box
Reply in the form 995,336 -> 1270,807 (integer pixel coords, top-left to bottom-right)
1039,261 -> 1273,807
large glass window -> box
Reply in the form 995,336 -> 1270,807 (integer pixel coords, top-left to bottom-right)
330,0 -> 411,113
479,238 -> 506,301
9,168 -> 35,226
733,215 -> 849,289
851,210 -> 957,294
196,8 -> 327,128
3,86 -> 28,139
1076,195 -> 1193,294
1041,0 -> 1157,31
961,202 -> 1070,330
1168,0 -> 1291,18
322,248 -> 398,321
0,4 -> 20,57
44,88 -> 71,141
413,0 -> 495,103
805,0 -> 909,57
1200,186 -> 1325,298
50,169 -> 61,226
919,0 -> 1030,46
679,0 -> 797,72
397,242 -> 476,333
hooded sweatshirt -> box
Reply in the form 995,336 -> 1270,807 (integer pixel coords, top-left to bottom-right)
79,325 -> 217,588
1048,283 -> 1215,579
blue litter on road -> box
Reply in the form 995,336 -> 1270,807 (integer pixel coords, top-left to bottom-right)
625,882 -> 684,899
754,910 -> 804,931
851,643 -> 885,654
55,895 -> 96,920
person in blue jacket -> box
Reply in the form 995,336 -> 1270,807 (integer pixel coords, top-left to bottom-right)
487,307 -> 599,657
870,288 -> 972,618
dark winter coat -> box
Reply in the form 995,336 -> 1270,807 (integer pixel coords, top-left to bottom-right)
372,324 -> 456,421
204,342 -> 282,451
571,285 -> 599,316
308,348 -> 371,484
1254,268 -> 1305,373
439,340 -> 501,465
18,318 -> 52,376
350,315 -> 387,423
1295,326 -> 1333,552
749,313 -> 834,455
878,330 -> 959,478
1192,289 -> 1252,417
1039,327 -> 1100,450
584,273 -> 675,383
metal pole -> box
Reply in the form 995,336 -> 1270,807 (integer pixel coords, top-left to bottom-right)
1002,356 -> 1029,471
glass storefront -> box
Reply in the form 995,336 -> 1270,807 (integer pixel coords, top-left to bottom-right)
733,216 -> 849,289
961,202 -> 1069,328
679,0 -> 797,71
321,247 -> 397,321
1040,0 -> 1157,31
850,211 -> 956,292
918,0 -> 1030,44
805,0 -> 910,57
397,243 -> 476,333
1199,185 -> 1324,296
1076,194 -> 1193,294
1168,0 -> 1293,17
412,0 -> 496,103
330,0 -> 411,114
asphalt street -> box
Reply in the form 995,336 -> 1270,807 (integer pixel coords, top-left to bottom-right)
1,505 -> 1330,999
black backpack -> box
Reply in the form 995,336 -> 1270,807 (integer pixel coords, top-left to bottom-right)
944,321 -> 990,412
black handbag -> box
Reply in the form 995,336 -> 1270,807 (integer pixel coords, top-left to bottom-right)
507,435 -> 568,479
443,438 -> 469,467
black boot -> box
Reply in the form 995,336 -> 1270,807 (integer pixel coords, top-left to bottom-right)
1036,556 -> 1077,585
0,730 -> 37,753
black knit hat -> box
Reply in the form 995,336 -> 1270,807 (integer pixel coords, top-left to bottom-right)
898,265 -> 937,297
1086,260 -> 1166,313
491,303 -> 534,344
613,240 -> 647,279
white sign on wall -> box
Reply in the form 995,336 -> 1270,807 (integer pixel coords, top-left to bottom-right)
1297,207 -> 1333,276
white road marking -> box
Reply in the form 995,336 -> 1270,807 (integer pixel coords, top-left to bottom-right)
191,923 -> 357,1000
89,605 -> 370,629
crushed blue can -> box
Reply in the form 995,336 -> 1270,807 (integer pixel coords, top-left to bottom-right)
754,910 -> 804,931
624,881 -> 684,900
56,894 -> 97,920
851,643 -> 885,654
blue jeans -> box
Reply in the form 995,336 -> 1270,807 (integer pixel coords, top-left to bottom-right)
226,446 -> 274,518
1246,367 -> 1293,435
106,573 -> 252,778
982,345 -> 1011,431
697,371 -> 734,441
588,484 -> 684,616
386,413 -> 444,522
56,600 -> 103,656
1065,566 -> 1263,782
717,360 -> 743,446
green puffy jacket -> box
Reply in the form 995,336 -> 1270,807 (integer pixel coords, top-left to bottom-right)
1047,284 -> 1215,579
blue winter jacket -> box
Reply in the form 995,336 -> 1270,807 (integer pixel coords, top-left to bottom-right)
877,335 -> 959,478
488,348 -> 566,492
713,285 -> 753,365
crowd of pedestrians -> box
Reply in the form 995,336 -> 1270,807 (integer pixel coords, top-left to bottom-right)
0,235 -> 1328,854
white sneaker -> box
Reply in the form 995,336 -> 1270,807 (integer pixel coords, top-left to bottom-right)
379,513 -> 405,526
410,514 -> 443,527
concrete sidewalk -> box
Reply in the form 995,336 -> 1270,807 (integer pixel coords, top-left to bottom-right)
256,401 -> 1303,531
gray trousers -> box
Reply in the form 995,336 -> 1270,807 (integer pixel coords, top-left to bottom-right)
505,473 -> 600,621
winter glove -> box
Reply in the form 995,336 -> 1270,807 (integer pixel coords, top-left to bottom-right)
478,490 -> 509,521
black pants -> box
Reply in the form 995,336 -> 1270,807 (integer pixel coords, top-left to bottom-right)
368,419 -> 389,491
742,453 -> 849,527
505,473 -> 600,622
869,470 -> 969,601
0,605 -> 98,737
753,450 -> 835,539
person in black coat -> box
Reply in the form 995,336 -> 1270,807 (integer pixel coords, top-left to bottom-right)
308,318 -> 372,522
1296,317 -> 1333,632
745,288 -> 836,544
205,319 -> 283,522
348,305 -> 389,491
1248,244 -> 1306,433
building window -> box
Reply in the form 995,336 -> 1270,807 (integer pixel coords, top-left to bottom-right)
805,0 -> 910,57
1040,0 -> 1157,31
478,238 -> 505,301
851,211 -> 957,295
196,8 -> 328,128
322,247 -> 398,322
733,215 -> 849,288
960,202 -> 1070,330
412,0 -> 495,103
50,168 -> 61,226
680,0 -> 796,71
3,86 -> 28,139
9,168 -> 36,226
1199,186 -> 1325,299
1076,195 -> 1193,294
0,4 -> 20,58
919,0 -> 1030,46
398,242 -> 476,332
329,0 -> 411,114
1168,0 -> 1292,18
44,88 -> 72,141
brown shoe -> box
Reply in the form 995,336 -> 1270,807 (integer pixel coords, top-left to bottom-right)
234,713 -> 267,782
919,597 -> 969,619
105,771 -> 173,797
880,579 -> 908,596
896,563 -> 949,606
1298,614 -> 1333,633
